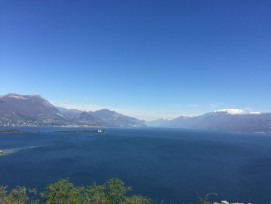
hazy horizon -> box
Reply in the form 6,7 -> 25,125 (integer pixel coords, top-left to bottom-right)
0,93 -> 268,121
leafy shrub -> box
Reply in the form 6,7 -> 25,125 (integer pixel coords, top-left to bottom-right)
0,178 -> 152,204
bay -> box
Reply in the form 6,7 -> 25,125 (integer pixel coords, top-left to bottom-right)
0,127 -> 271,203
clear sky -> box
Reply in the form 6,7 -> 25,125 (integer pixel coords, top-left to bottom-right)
0,0 -> 271,120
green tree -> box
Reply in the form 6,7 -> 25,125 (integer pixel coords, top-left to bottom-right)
41,178 -> 86,204
125,195 -> 153,204
85,182 -> 107,204
0,185 -> 38,204
105,177 -> 132,204
0,178 -> 153,204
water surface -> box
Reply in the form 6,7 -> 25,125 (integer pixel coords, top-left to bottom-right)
0,128 -> 271,203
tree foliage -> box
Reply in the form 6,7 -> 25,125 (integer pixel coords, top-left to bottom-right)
0,185 -> 38,204
0,178 -> 152,204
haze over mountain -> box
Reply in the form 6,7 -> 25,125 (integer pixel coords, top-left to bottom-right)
57,107 -> 82,120
0,93 -> 145,127
147,109 -> 271,133
1,93 -> 271,133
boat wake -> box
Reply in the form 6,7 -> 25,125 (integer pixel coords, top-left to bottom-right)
0,146 -> 40,156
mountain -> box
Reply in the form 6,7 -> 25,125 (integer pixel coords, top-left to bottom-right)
147,109 -> 271,133
0,93 -> 67,126
72,109 -> 145,127
0,93 -> 145,127
91,109 -> 145,127
57,107 -> 82,120
71,111 -> 108,127
2,94 -> 270,132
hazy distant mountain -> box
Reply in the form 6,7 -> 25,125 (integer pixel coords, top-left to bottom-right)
0,93 -> 145,127
2,94 -> 270,132
57,107 -> 82,120
71,111 -> 108,127
91,109 -> 145,127
145,118 -> 170,127
72,109 -> 145,127
147,109 -> 271,133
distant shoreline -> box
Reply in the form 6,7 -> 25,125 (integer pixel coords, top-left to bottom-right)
0,128 -> 105,134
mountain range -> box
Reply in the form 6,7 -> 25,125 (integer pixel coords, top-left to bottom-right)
1,93 -> 271,133
0,93 -> 145,127
147,109 -> 271,133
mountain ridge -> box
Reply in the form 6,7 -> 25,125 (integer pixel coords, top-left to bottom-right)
147,109 -> 271,133
0,93 -> 145,127
1,94 -> 271,132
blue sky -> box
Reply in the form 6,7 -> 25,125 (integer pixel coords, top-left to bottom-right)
0,0 -> 271,120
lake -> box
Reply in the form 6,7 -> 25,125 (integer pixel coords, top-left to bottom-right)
0,127 -> 271,203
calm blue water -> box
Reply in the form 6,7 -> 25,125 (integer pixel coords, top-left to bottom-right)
0,128 -> 271,203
